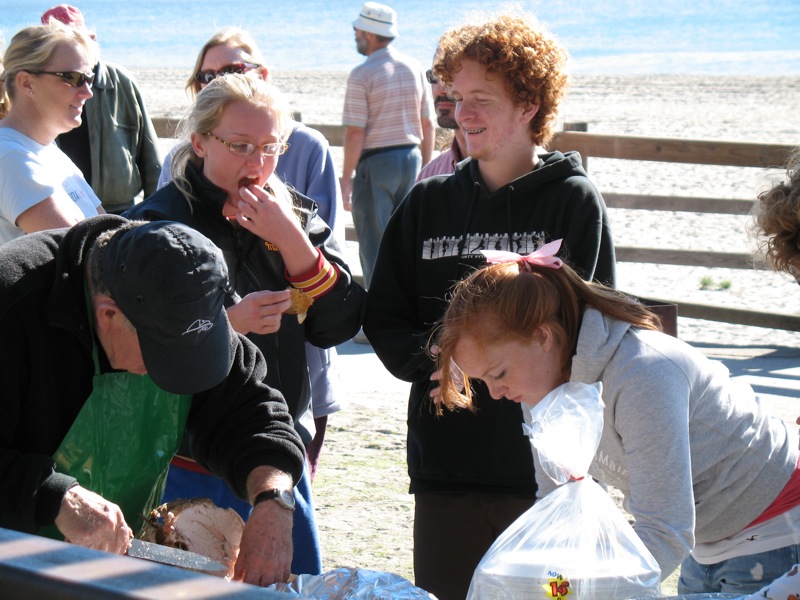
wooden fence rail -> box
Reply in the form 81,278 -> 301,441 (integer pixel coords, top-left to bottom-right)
151,117 -> 799,332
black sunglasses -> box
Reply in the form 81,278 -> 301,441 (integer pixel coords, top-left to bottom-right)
195,62 -> 260,85
425,69 -> 440,85
27,70 -> 95,88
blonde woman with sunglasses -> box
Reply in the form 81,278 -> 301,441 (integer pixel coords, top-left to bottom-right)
0,21 -> 104,245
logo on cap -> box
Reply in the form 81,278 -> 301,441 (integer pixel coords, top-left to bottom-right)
183,319 -> 214,335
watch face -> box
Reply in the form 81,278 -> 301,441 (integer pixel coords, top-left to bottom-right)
278,489 -> 296,508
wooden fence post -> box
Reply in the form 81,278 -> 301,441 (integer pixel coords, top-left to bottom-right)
563,121 -> 589,171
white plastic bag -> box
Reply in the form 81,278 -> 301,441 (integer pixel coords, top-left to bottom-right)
467,382 -> 661,600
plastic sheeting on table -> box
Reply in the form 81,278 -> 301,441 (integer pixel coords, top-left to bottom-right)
266,567 -> 436,598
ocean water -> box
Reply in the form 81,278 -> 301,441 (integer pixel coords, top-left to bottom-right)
1,0 -> 799,75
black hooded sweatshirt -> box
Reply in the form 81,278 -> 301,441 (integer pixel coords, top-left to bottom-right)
363,151 -> 616,496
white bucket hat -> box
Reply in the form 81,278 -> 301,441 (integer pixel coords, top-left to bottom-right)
352,2 -> 398,38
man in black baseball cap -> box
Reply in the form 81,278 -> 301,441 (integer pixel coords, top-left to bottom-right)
0,215 -> 304,587
96,218 -> 235,394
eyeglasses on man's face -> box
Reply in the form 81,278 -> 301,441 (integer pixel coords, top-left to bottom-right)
205,132 -> 288,157
195,62 -> 260,85
425,69 -> 440,85
26,70 -> 95,88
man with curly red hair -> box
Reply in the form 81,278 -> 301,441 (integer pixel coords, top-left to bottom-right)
362,13 -> 616,600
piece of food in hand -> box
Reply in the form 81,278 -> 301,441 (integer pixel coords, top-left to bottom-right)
140,498 -> 244,579
285,287 -> 314,323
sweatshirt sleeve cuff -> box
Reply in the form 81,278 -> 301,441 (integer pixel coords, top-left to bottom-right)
285,248 -> 340,300
35,472 -> 78,527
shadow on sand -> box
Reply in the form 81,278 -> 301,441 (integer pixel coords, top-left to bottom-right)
693,343 -> 800,400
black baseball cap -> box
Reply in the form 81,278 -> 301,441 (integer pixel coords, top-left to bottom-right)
101,221 -> 235,394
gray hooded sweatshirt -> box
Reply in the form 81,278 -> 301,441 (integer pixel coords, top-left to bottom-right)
534,308 -> 798,577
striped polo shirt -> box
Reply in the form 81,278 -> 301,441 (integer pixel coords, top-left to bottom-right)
342,46 -> 433,150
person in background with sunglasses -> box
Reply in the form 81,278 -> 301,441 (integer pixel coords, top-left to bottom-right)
0,20 -> 104,245
415,44 -> 466,182
127,74 -> 366,577
40,5 -> 162,215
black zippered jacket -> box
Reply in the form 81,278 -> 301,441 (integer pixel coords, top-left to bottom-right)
0,215 -> 304,534
127,162 -> 365,443
364,152 -> 616,496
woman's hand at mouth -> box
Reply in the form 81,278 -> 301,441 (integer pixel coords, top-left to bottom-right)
236,184 -> 319,277
236,184 -> 297,245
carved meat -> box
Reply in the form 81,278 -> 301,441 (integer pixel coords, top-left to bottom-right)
140,498 -> 245,578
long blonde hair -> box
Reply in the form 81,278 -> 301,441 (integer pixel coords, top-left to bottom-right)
0,21 -> 97,116
435,260 -> 661,412
171,73 -> 299,216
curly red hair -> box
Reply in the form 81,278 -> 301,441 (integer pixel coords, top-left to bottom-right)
434,14 -> 569,146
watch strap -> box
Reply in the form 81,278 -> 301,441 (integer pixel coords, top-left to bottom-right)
253,488 -> 295,511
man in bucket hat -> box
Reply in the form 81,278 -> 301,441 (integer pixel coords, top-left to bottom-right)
0,215 -> 304,588
341,2 -> 434,292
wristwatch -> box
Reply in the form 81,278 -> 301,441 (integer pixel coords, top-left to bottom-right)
253,488 -> 295,512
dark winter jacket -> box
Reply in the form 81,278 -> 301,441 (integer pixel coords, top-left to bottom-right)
127,162 -> 365,443
363,152 -> 616,495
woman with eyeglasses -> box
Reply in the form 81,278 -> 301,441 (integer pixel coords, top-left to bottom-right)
0,21 -> 103,245
158,28 -> 347,479
127,73 -> 365,577
158,27 -> 344,242
153,26 -> 348,570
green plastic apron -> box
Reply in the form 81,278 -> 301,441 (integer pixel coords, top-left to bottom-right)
42,293 -> 191,538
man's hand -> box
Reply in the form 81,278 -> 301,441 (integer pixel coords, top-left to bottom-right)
341,124 -> 365,213
54,485 -> 132,554
232,499 -> 294,587
227,290 -> 292,335
339,177 -> 353,211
